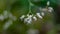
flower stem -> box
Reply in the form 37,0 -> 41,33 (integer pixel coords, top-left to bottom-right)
28,0 -> 32,14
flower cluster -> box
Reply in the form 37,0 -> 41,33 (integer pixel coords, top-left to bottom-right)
0,10 -> 17,21
20,12 -> 43,24
20,1 -> 54,24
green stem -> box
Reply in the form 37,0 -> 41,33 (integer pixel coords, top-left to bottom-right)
28,0 -> 32,14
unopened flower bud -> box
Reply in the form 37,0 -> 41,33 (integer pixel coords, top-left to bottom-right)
36,13 -> 43,19
33,16 -> 37,21
47,1 -> 50,6
29,15 -> 33,18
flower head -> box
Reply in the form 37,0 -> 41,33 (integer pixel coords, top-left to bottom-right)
48,7 -> 53,12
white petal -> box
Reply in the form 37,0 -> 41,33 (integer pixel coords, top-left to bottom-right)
27,14 -> 29,17
24,18 -> 29,23
29,15 -> 33,18
36,13 -> 40,15
33,16 -> 37,21
27,18 -> 32,23
47,1 -> 50,6
48,7 -> 53,12
41,12 -> 45,16
36,13 -> 43,19
24,17 -> 32,24
48,7 -> 53,10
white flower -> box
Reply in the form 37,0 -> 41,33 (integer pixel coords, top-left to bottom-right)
41,12 -> 45,16
27,18 -> 32,24
48,7 -> 53,12
24,14 -> 33,24
27,14 -> 30,17
24,17 -> 32,24
0,14 -> 4,21
33,16 -> 37,21
28,15 -> 33,18
36,13 -> 43,19
20,15 -> 25,20
47,1 -> 50,6
24,18 -> 28,23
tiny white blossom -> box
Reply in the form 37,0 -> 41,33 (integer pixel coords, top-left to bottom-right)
48,7 -> 53,10
48,7 -> 53,12
28,15 -> 33,18
24,18 -> 28,23
33,16 -> 37,21
0,14 -> 4,21
47,1 -> 50,6
24,17 -> 32,24
27,14 -> 30,17
36,13 -> 43,19
27,18 -> 32,24
41,12 -> 45,16
20,15 -> 25,20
